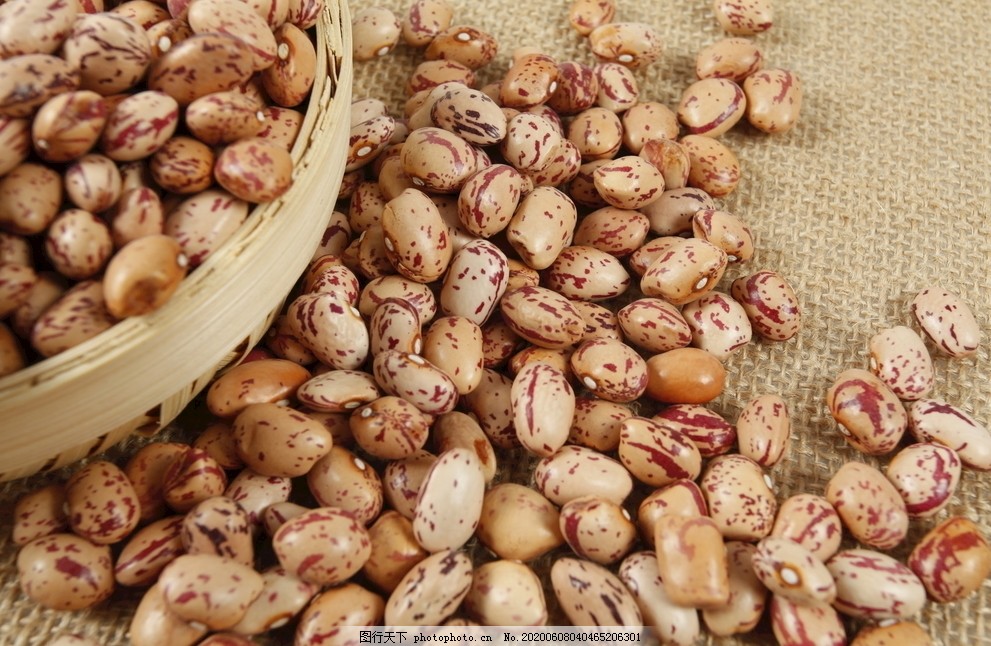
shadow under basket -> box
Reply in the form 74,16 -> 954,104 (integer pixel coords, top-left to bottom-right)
0,1 -> 355,483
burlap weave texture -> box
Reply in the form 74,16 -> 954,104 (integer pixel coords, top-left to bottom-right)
1,0 -> 989,644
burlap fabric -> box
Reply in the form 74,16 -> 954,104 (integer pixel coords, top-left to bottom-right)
1,0 -> 990,643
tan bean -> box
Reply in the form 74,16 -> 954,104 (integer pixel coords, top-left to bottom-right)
32,91 -> 107,163
432,412 -> 497,482
850,623 -> 934,646
421,316 -> 485,395
476,483 -> 564,561
463,560 -> 548,626
506,187 -> 577,269
102,234 -> 187,318
206,357 -> 310,418
621,101 -> 679,153
654,515 -> 730,609
645,347 -> 726,404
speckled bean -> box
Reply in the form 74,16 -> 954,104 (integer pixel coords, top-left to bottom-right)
162,448 -> 227,514
384,549 -> 473,625
713,0 -> 774,35
382,187 -> 453,282
735,393 -> 790,467
272,506 -> 371,585
640,237 -> 727,305
636,479 -> 708,544
164,188 -> 249,267
30,280 -> 115,357
573,206 -> 649,257
680,134 -> 741,197
158,553 -> 264,630
402,0 -> 454,47
907,398 -> 991,470
850,622 -> 934,646
567,107 -> 623,161
224,469 -> 292,527
770,596 -> 846,646
911,286 -> 982,357
743,68 -> 802,134
462,368 -> 516,448
681,291 -> 753,360
587,22 -> 663,69
639,138 -> 691,190
206,357 -> 310,418
653,403 -> 736,457
678,78 -> 746,137
752,537 -> 835,606
65,459 -> 140,545
129,582 -> 207,646
559,495 -> 637,565
551,557 -> 643,625
297,369 -> 380,413
702,542 -> 767,637
306,446 -> 382,524
730,269 -> 801,341
17,533 -> 114,610
351,7 -> 401,61
770,493 -> 842,561
287,291 -> 369,370
619,551 -> 700,645
534,444 -> 633,506
114,515 -> 185,587
100,91 -> 179,161
179,496 -> 253,567
825,461 -> 908,550
909,516 -> 991,603
618,416 -> 702,487
827,549 -> 926,621
886,442 -> 961,518
0,54 -> 80,118
826,368 -> 908,455
696,37 -> 763,82
568,0 -> 616,36
148,33 -> 254,105
0,162 -> 63,235
499,285 -> 585,349
868,325 -> 934,400
641,186 -> 715,237
701,454 -> 777,541
11,483 -> 67,547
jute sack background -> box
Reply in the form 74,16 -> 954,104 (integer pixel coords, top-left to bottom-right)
1,0 -> 989,643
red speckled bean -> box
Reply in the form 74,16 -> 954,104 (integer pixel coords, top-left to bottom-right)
653,403 -> 736,457
65,460 -> 141,545
826,368 -> 907,455
907,516 -> 991,604
886,442 -> 961,518
17,533 -> 114,610
825,461 -> 908,550
827,549 -> 926,621
273,506 -> 372,586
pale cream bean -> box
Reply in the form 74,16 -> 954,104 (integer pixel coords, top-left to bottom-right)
908,398 -> 991,470
770,494 -> 842,561
886,442 -> 961,518
30,280 -> 116,357
617,297 -> 692,354
372,350 -> 459,415
65,460 -> 141,545
681,291 -> 753,360
770,596 -> 846,646
382,450 -> 437,520
701,454 -> 777,541
568,0 -> 616,36
422,316 -> 485,395
17,533 -> 114,611
640,237 -> 728,305
206,358 -> 310,418
713,0 -> 774,35
868,325 -> 934,400
180,497 -> 253,566
551,557 -> 643,625
369,297 -> 422,356
702,542 -> 767,637
911,286 -> 982,357
162,449 -> 228,514
307,446 -> 382,525
559,495 -> 637,565
752,537 -> 835,605
618,416 -> 702,487
511,361 -> 575,457
680,134 -> 741,197
401,0 -> 454,47
114,515 -> 185,587
227,568 -> 318,634
570,338 -> 647,403
231,403 -> 332,478
621,101 -> 679,153
908,516 -> 991,603
363,511 -> 429,594
639,138 -> 691,190
295,584 -> 385,644
588,22 -> 663,69
214,137 -> 293,203
462,368 -> 516,448
350,396 -> 431,461
730,269 -> 802,341
476,483 -> 563,562
11,483 -> 66,547
851,623 -> 934,646
593,62 -> 638,113
645,347 -> 726,404
827,549 -> 926,621
413,448 -> 485,552
45,208 -> 113,280
640,186 -> 715,237
735,393 -> 790,467
224,469 -> 292,527
547,60 -> 599,116
499,285 -> 585,350
385,549 -> 472,626
653,403 -> 736,457
567,397 -> 631,451
678,78 -> 746,137
103,234 -> 188,318
826,368 -> 907,455
743,68 -> 802,133
534,444 -> 633,506
637,479 -> 708,544
164,188 -> 249,267
826,461 -> 908,549
654,515 -> 730,609
273,507 -> 371,586
567,107 -> 623,161
425,25 -> 499,70
351,7 -> 401,61
158,554 -> 264,630
619,551 -> 700,645
696,37 -> 764,81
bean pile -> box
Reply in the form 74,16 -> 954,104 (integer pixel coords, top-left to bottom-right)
0,0 -> 323,377
9,0 -> 991,645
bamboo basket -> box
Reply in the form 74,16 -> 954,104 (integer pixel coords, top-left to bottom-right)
0,1 -> 354,483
